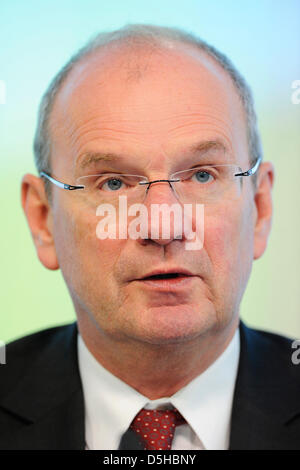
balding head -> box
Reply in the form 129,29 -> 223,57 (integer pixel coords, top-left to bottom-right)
34,24 -> 262,198
49,39 -> 247,177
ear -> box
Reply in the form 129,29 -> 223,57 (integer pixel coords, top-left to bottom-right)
21,174 -> 59,270
253,162 -> 275,260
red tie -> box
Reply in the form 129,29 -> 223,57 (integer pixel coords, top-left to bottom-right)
130,408 -> 186,450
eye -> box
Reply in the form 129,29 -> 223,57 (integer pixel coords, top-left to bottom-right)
101,177 -> 125,191
192,170 -> 214,184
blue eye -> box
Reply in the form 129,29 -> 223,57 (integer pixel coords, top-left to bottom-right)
193,171 -> 213,184
102,178 -> 124,191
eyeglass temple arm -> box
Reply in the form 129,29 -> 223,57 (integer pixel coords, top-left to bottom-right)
40,172 -> 84,190
234,156 -> 262,177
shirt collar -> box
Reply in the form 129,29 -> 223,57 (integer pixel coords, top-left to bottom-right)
78,328 -> 240,450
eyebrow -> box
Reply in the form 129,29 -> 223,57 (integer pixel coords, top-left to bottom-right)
77,152 -> 120,170
76,139 -> 229,171
189,140 -> 228,155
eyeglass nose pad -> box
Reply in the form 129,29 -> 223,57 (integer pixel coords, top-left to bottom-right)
143,179 -> 180,202
169,179 -> 181,201
145,181 -> 173,192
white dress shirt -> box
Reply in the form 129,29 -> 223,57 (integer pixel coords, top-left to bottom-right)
77,328 -> 240,450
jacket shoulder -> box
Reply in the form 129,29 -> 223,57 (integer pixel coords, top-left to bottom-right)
240,321 -> 299,377
0,322 -> 77,401
241,320 -> 297,352
0,322 -> 84,449
230,322 -> 300,449
242,322 -> 296,350
238,320 -> 300,413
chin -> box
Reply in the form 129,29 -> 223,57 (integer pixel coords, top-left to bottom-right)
132,304 -> 217,345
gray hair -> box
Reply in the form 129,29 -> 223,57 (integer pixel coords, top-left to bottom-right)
34,23 -> 262,194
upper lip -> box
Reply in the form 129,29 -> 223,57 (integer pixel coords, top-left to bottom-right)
138,268 -> 195,280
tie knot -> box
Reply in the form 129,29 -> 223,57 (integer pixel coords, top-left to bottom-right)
130,408 -> 186,450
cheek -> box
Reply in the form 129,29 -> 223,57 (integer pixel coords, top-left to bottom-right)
203,203 -> 254,287
204,212 -> 237,267
73,212 -> 125,279
53,204 -> 124,292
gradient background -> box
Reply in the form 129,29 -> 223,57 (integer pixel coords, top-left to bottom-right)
1,0 -> 299,343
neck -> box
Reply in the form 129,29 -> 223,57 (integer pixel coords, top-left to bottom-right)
77,314 -> 239,400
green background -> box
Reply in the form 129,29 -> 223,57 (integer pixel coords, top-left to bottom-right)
1,0 -> 300,342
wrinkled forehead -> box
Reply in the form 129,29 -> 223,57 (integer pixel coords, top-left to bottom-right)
49,41 -> 248,171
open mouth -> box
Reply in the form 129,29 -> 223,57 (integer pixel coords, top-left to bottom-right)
143,273 -> 186,280
134,270 -> 196,289
144,273 -> 184,279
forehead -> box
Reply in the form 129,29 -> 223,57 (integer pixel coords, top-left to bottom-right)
49,41 -> 249,172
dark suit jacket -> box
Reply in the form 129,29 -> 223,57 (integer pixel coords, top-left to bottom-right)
0,320 -> 299,450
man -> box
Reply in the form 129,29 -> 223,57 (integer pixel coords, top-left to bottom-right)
1,24 -> 299,450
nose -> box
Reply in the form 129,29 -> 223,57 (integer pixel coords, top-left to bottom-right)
137,179 -> 186,247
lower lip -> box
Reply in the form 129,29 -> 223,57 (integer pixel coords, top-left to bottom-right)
135,276 -> 197,290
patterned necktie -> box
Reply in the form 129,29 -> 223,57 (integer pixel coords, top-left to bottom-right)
130,408 -> 186,450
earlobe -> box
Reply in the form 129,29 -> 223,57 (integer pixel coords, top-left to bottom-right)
21,173 -> 59,270
253,162 -> 275,260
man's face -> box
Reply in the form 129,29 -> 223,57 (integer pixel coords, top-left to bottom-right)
47,43 -> 258,345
